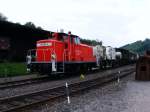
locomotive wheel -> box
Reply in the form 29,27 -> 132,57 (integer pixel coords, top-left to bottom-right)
72,64 -> 81,75
80,64 -> 87,74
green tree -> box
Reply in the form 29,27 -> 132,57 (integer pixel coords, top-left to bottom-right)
24,22 -> 36,29
0,13 -> 7,21
121,38 -> 150,55
80,38 -> 102,46
24,22 -> 43,30
37,26 -> 43,30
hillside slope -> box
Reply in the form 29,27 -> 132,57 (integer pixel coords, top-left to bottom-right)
121,38 -> 150,55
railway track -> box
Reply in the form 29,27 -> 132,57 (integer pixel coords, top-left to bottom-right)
0,67 -> 134,112
0,65 -> 133,90
0,76 -> 51,89
0,71 -> 97,90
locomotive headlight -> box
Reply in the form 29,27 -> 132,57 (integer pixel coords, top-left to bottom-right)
51,53 -> 56,60
27,68 -> 30,72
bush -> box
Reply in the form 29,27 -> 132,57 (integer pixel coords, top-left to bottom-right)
0,63 -> 28,77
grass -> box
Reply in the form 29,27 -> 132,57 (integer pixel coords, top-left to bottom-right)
0,62 -> 28,77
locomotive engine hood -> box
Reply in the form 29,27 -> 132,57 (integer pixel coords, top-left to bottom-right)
36,39 -> 57,62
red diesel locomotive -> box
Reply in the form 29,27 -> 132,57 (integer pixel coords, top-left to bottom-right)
27,32 -> 97,74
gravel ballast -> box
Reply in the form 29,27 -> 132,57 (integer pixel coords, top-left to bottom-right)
27,72 -> 135,112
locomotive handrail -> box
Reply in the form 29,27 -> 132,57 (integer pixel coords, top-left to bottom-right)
27,49 -> 37,62
27,48 -> 56,62
62,50 -> 65,73
53,41 -> 57,71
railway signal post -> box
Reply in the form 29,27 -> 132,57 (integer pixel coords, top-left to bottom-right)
117,71 -> 120,83
65,82 -> 70,104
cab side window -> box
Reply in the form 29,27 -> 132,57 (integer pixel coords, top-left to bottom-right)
77,37 -> 80,44
75,37 -> 80,44
74,38 -> 78,44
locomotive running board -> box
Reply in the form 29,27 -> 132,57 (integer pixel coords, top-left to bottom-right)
51,72 -> 65,75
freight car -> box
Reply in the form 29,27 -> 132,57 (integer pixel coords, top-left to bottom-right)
93,45 -> 117,68
116,48 -> 138,65
26,31 -> 138,75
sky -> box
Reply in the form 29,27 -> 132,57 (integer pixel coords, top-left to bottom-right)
0,0 -> 150,47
